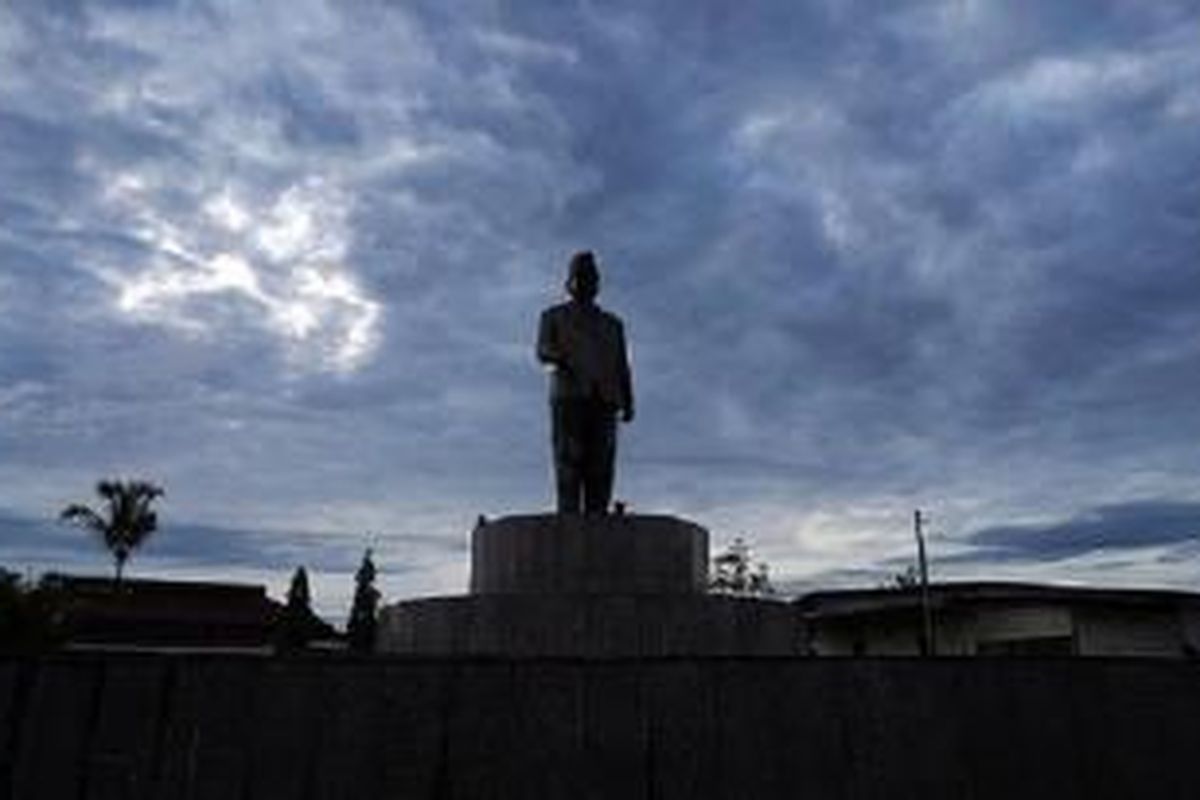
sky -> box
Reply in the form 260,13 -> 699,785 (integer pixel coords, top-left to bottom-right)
2,0 -> 1199,620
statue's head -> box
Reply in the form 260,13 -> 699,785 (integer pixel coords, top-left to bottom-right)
566,251 -> 600,303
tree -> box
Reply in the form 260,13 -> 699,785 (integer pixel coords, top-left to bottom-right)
709,537 -> 775,597
0,569 -> 64,652
882,564 -> 921,590
347,549 -> 380,653
60,479 -> 164,584
276,566 -> 325,651
287,566 -> 312,611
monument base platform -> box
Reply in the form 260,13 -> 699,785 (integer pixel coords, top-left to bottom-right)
378,512 -> 802,656
377,594 -> 803,657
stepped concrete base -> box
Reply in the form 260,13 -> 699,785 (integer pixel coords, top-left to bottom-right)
377,594 -> 803,656
471,513 -> 708,595
378,511 -> 798,656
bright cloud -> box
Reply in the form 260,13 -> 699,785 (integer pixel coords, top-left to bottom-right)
109,177 -> 381,372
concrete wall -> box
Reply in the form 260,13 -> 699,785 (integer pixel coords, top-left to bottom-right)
809,610 -> 976,656
1075,608 -> 1186,657
1,654 -> 1199,799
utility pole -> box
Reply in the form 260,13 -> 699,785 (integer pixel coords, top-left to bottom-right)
914,509 -> 936,656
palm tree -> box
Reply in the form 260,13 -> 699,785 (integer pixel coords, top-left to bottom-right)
60,479 -> 164,584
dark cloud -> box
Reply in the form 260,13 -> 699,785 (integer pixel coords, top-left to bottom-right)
0,507 -> 460,577
965,500 -> 1200,562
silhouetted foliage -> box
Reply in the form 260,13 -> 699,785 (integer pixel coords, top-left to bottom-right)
709,537 -> 774,597
278,566 -> 312,650
275,566 -> 334,651
0,569 -> 64,652
347,548 -> 379,653
882,564 -> 921,590
287,566 -> 311,610
60,479 -> 164,583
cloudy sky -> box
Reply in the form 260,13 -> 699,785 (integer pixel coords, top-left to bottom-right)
2,0 -> 1199,619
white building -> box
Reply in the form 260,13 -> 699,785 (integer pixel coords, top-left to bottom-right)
796,582 -> 1200,658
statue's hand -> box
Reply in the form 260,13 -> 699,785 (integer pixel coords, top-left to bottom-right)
543,350 -> 571,373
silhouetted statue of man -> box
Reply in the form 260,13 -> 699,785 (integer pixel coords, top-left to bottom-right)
537,251 -> 635,514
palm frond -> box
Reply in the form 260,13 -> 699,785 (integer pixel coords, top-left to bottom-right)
60,504 -> 106,532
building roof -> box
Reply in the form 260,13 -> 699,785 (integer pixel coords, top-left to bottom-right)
42,573 -> 284,647
794,581 -> 1200,619
45,573 -> 279,624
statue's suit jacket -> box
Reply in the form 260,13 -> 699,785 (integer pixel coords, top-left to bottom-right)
537,301 -> 634,413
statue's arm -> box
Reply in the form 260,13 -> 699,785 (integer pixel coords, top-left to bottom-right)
618,321 -> 634,423
537,309 -> 566,368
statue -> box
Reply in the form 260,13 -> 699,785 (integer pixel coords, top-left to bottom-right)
536,251 -> 635,514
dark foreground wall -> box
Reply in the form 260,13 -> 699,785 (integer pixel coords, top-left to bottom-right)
1,654 -> 1198,800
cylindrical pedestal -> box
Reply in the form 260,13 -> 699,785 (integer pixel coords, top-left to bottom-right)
470,514 -> 707,595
